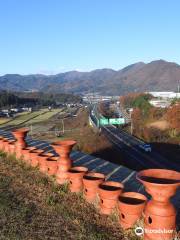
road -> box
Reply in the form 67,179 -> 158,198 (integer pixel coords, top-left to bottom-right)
90,103 -> 179,171
101,124 -> 180,172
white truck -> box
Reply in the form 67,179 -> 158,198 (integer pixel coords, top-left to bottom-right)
138,143 -> 152,152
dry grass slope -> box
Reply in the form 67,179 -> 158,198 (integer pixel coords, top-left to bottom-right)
0,152 -> 139,240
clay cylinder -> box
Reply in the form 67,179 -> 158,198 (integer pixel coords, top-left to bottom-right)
30,149 -> 44,167
38,153 -> 54,173
12,128 -> 29,158
22,147 -> 37,164
144,200 -> 176,240
118,192 -> 147,229
51,140 -> 76,184
98,181 -> 124,215
0,136 -> 4,151
4,138 -> 10,153
83,172 -> 105,203
46,157 -> 58,176
12,128 -> 29,148
137,169 -> 180,240
1,138 -> 6,151
8,140 -> 16,155
68,166 -> 88,193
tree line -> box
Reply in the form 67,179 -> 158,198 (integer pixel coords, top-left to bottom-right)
120,92 -> 180,142
0,90 -> 82,108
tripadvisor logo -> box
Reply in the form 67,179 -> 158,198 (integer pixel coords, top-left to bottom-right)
135,227 -> 176,237
135,227 -> 144,236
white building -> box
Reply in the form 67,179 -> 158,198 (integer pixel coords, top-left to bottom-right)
148,91 -> 180,99
149,99 -> 171,108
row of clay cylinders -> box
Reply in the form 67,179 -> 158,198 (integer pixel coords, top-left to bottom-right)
23,148 -> 58,176
15,129 -> 67,176
0,135 -> 16,155
0,129 -> 59,177
2,130 -> 180,240
0,129 -> 77,180
67,169 -> 147,229
137,169 -> 180,240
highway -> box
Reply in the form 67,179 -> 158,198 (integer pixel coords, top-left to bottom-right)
101,124 -> 180,172
90,104 -> 180,172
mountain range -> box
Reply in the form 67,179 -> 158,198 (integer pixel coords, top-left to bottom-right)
0,60 -> 180,95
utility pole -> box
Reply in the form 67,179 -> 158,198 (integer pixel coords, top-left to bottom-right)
62,119 -> 64,134
130,111 -> 133,135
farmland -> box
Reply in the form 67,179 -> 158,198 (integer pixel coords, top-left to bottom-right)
0,111 -> 30,125
0,109 -> 63,130
27,109 -> 62,124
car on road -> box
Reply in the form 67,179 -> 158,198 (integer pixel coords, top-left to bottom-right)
91,110 -> 95,116
138,143 -> 152,152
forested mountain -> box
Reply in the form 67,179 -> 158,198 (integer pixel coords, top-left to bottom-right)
0,60 -> 179,95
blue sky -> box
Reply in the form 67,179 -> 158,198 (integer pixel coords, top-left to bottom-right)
0,0 -> 180,75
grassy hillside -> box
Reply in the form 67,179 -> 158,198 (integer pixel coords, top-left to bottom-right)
0,152 -> 138,240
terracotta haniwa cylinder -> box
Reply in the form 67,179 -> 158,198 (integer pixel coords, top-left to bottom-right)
22,148 -> 31,162
98,181 -> 124,215
0,136 -> 4,151
68,166 -> 88,193
118,192 -> 147,229
12,128 -> 29,158
137,169 -> 180,240
83,172 -> 105,203
30,149 -> 44,167
8,140 -> 16,155
6,139 -> 13,154
3,138 -> 10,153
1,138 -> 7,152
38,152 -> 54,173
22,146 -> 37,164
46,157 -> 58,176
51,140 -> 76,184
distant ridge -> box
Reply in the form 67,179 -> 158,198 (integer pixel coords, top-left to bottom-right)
0,60 -> 179,95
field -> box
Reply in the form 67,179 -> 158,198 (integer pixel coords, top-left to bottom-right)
0,110 -> 46,127
0,109 -> 62,129
0,152 -> 139,240
26,109 -> 62,125
0,111 -> 30,125
0,118 -> 10,124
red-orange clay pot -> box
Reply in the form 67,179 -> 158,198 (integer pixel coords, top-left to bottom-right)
68,166 -> 88,193
30,149 -> 44,167
12,128 -> 29,158
51,140 -> 76,184
118,192 -> 147,229
98,181 -> 124,215
22,148 -> 30,162
137,169 -> 180,240
1,138 -> 7,152
38,152 -> 54,173
0,136 -> 4,151
46,157 -> 58,176
8,140 -> 16,155
22,146 -> 37,164
3,138 -> 10,153
83,172 -> 105,203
